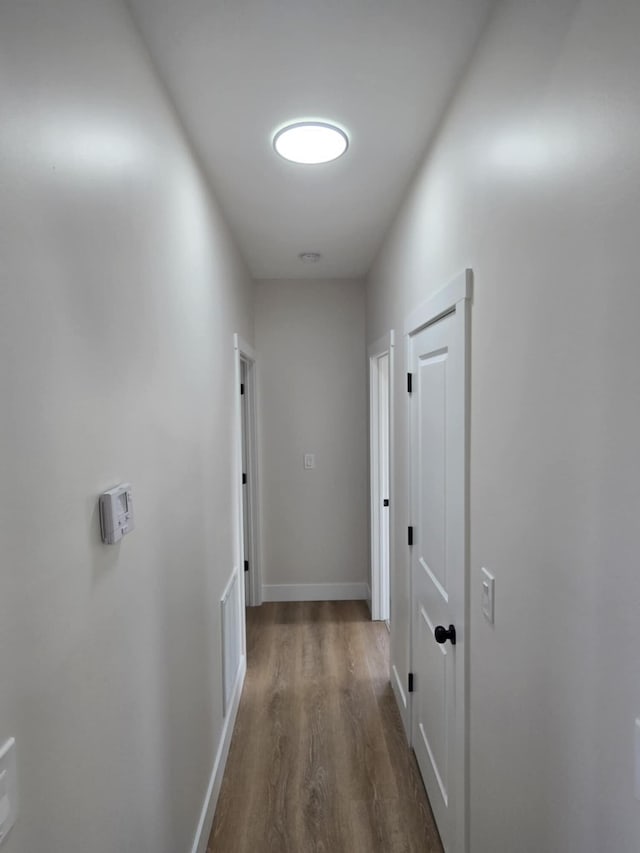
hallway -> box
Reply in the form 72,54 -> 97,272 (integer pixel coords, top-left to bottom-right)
208,602 -> 443,853
2,1 -> 639,849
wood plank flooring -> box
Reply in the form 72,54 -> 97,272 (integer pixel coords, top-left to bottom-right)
208,600 -> 443,853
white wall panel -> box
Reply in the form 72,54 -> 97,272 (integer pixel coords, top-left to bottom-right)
367,0 -> 640,849
0,1 -> 253,850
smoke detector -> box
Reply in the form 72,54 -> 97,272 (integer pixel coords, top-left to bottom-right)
299,252 -> 321,264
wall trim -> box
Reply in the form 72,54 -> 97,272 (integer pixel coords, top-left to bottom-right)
368,330 -> 394,360
190,655 -> 247,853
403,268 -> 473,336
262,582 -> 368,602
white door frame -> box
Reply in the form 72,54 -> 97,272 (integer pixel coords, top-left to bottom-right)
404,269 -> 472,853
369,330 -> 395,622
234,333 -> 262,609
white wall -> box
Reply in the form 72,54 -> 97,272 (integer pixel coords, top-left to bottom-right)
255,279 -> 368,598
0,1 -> 253,851
367,0 -> 640,850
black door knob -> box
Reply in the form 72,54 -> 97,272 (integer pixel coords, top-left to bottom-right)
434,624 -> 456,646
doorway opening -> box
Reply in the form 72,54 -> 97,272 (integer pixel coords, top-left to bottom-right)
369,331 -> 394,624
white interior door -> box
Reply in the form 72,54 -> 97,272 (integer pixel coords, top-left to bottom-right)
408,293 -> 468,853
236,338 -> 261,609
240,358 -> 251,606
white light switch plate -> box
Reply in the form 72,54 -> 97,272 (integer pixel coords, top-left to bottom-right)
0,738 -> 17,846
481,567 -> 495,625
304,453 -> 315,470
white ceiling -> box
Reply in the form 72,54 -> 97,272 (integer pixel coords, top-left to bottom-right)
128,0 -> 494,279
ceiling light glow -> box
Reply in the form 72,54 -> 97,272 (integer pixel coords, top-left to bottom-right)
274,122 -> 348,165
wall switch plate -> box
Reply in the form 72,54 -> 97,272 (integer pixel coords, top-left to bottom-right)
304,453 -> 315,470
0,738 -> 17,846
481,567 -> 495,625
635,719 -> 640,801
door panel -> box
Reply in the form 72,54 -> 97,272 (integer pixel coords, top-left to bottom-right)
416,604 -> 449,803
418,351 -> 447,593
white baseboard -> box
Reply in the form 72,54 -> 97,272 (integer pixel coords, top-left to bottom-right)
261,582 -> 368,602
391,662 -> 411,742
191,655 -> 247,853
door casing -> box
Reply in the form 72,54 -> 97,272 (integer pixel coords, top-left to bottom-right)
369,330 -> 395,623
234,334 -> 262,611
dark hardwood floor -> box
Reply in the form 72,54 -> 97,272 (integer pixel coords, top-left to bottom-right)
207,600 -> 443,853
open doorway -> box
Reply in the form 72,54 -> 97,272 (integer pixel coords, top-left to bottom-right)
369,331 -> 394,624
234,334 -> 261,610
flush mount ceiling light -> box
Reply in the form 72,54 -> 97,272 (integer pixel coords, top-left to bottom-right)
299,252 -> 321,263
273,122 -> 349,165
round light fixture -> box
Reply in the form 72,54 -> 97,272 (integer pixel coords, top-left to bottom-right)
299,252 -> 321,263
273,122 -> 348,165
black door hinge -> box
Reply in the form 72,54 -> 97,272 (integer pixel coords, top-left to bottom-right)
408,526 -> 414,546
242,473 -> 247,485
383,498 -> 389,507
244,560 -> 249,572
407,372 -> 413,393
240,383 -> 245,395
408,672 -> 414,693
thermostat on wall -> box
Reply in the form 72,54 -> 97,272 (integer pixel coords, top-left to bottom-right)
99,483 -> 134,544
